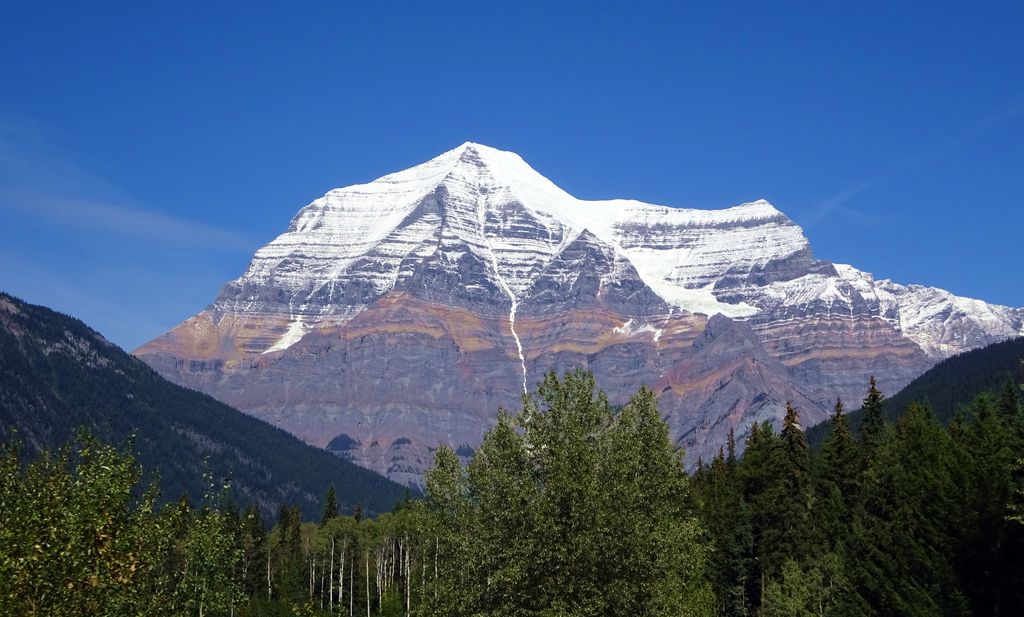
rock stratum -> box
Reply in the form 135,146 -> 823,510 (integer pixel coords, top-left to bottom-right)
136,143 -> 1024,484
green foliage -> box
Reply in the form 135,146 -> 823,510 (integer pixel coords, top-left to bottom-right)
694,364 -> 1024,616
694,449 -> 753,617
421,370 -> 714,617
858,376 -> 887,454
0,432 -> 243,616
175,505 -> 244,615
321,485 -> 339,525
851,402 -> 968,615
0,434 -> 157,615
816,398 -> 859,548
952,390 -> 1024,613
762,554 -> 853,617
5,350 -> 1024,616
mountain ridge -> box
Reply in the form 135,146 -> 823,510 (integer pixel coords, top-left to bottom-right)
136,143 -> 1024,484
0,291 -> 408,517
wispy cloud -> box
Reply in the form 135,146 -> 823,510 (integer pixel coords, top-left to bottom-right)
0,113 -> 255,249
1,189 -> 256,250
0,113 -> 257,348
801,181 -> 878,229
804,94 -> 1024,229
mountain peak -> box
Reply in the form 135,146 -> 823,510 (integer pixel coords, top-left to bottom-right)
455,140 -> 495,153
135,142 -> 1024,484
230,143 -> 817,326
357,141 -> 567,202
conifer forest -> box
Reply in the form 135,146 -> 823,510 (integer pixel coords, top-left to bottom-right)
2,368 -> 1023,616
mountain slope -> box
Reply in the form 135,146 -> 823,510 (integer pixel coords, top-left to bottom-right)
808,336 -> 1024,446
0,292 -> 408,518
136,143 -> 1024,482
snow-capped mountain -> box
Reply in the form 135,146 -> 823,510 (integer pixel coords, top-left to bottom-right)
137,143 -> 1024,484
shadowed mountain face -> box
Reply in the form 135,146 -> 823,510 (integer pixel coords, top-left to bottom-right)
0,292 -> 409,518
136,143 -> 1024,485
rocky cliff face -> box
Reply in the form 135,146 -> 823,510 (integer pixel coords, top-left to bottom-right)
136,143 -> 1024,484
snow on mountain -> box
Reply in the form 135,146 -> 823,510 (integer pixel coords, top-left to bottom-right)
136,142 -> 1024,483
874,279 -> 1024,357
226,144 -> 798,341
225,142 -> 1018,357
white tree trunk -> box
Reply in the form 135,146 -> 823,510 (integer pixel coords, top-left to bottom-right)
340,548 -> 346,613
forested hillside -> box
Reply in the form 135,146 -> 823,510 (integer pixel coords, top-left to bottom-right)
807,336 -> 1024,447
3,368 -> 1022,615
693,373 -> 1024,615
0,292 -> 408,519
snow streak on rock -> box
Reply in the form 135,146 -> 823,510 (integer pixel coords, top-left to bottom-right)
477,186 -> 527,394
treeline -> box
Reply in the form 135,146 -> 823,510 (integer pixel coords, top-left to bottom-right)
2,369 -> 1023,615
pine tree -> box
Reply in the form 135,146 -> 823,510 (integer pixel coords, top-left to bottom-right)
697,445 -> 752,617
777,402 -> 814,566
948,408 -> 968,442
240,504 -> 268,596
859,376 -> 887,451
853,402 -> 967,615
954,393 -> 1024,613
997,378 -> 1021,421
321,484 -> 339,525
738,419 -> 781,607
727,426 -> 738,469
273,504 -> 305,601
817,398 -> 859,548
996,377 -> 1024,449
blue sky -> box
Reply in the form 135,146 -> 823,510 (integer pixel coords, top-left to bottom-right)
1,1 -> 1022,350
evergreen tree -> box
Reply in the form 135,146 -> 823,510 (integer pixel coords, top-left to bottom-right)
240,504 -> 268,598
727,426 -> 738,469
948,407 -> 968,442
696,447 -> 752,617
816,398 -> 858,549
776,403 -> 815,569
953,394 -> 1024,613
996,378 -> 1021,421
321,484 -> 339,525
859,376 -> 887,452
853,402 -> 967,615
272,504 -> 305,601
738,420 -> 782,607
